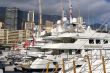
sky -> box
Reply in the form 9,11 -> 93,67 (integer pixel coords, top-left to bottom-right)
0,0 -> 110,24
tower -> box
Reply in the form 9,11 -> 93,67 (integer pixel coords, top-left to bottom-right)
24,11 -> 35,30
27,11 -> 35,22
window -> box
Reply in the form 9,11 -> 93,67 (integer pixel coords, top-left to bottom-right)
103,40 -> 108,44
75,50 -> 81,54
69,50 -> 72,55
59,50 -> 64,54
76,65 -> 82,68
96,39 -> 101,44
61,38 -> 76,43
89,39 -> 94,44
61,50 -> 64,53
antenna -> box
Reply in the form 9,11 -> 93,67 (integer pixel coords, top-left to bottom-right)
105,24 -> 108,32
92,13 -> 95,30
87,2 -> 90,25
39,0 -> 42,34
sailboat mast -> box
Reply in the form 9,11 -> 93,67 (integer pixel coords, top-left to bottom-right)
77,0 -> 81,17
39,0 -> 42,34
68,0 -> 73,23
61,0 -> 64,27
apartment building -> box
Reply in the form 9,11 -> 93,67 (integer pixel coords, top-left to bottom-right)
8,30 -> 31,44
0,29 -> 8,44
0,29 -> 31,46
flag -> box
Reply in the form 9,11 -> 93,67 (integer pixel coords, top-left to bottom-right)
23,40 -> 31,48
32,35 -> 35,46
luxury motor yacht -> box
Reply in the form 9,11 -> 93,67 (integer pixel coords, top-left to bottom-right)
14,15 -> 110,72
14,0 -> 110,72
40,15 -> 110,72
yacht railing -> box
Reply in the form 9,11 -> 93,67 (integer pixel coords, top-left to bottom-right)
78,50 -> 110,73
19,53 -> 110,73
78,50 -> 97,72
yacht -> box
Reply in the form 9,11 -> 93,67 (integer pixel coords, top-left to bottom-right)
15,0 -> 110,72
40,14 -> 110,72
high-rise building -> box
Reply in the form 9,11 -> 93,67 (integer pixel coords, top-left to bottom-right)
0,7 -> 6,22
24,11 -> 35,30
17,10 -> 28,30
5,7 -> 18,30
27,11 -> 34,22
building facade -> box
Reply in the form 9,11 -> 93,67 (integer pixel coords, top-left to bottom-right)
24,21 -> 35,30
0,29 -> 5,44
8,30 -> 31,44
0,29 -> 8,44
0,29 -> 31,46
0,22 -> 3,29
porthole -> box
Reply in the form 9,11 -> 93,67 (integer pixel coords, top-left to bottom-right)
96,39 -> 101,44
103,40 -> 108,44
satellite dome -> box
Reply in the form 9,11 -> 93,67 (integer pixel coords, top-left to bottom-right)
72,18 -> 77,23
62,17 -> 67,22
57,20 -> 61,24
33,27 -> 36,31
33,25 -> 38,30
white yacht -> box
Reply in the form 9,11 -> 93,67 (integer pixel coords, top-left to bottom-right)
16,0 -> 110,72
18,15 -> 110,73
40,15 -> 110,72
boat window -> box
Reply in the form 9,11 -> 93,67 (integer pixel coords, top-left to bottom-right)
53,61 -> 58,65
72,24 -> 76,27
96,39 -> 101,44
59,50 -> 64,54
75,50 -> 81,54
41,56 -> 47,58
61,50 -> 64,53
29,48 -> 39,52
69,50 -> 72,55
76,65 -> 82,68
103,40 -> 108,44
58,38 -> 77,43
89,39 -> 94,44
